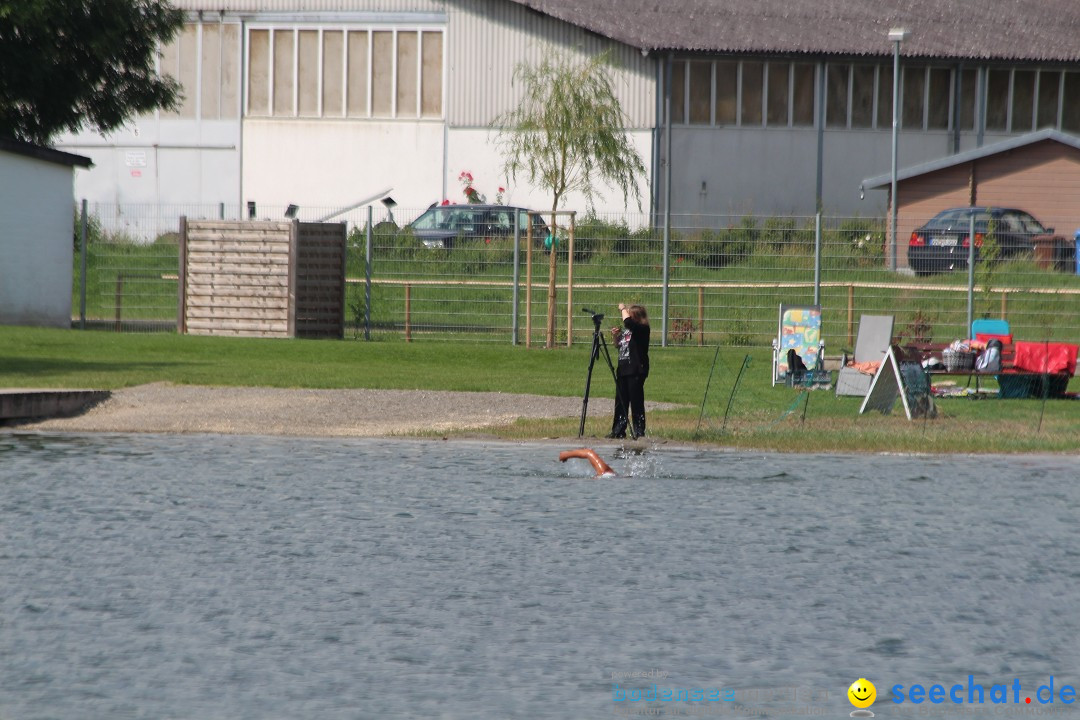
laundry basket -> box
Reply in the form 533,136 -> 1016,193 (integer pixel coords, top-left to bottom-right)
942,348 -> 975,371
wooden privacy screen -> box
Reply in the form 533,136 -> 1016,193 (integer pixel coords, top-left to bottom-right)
178,218 -> 347,338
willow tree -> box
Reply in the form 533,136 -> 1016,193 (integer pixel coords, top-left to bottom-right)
495,51 -> 646,348
0,0 -> 183,145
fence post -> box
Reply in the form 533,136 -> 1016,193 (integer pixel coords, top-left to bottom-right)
512,213 -> 520,345
566,213 -> 575,347
114,274 -> 124,332
365,205 -> 372,341
405,283 -> 412,342
813,212 -> 822,305
79,199 -> 88,330
847,284 -> 855,348
966,213 -> 976,333
526,215 -> 533,348
697,286 -> 704,346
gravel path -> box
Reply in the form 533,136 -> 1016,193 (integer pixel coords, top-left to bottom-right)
18,382 -> 679,438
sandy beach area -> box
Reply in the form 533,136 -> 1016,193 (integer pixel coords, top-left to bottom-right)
13,382 -> 679,438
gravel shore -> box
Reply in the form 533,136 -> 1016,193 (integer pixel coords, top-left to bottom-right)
16,382 -> 679,438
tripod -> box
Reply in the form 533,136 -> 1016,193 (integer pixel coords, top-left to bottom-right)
579,308 -> 621,437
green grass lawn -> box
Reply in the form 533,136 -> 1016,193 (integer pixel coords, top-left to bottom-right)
3,325 -> 1078,453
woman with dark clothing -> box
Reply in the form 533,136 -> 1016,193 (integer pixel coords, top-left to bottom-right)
607,303 -> 650,439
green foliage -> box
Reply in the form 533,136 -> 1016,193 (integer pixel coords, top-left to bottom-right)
0,0 -> 184,144
494,50 -> 647,215
678,219 -> 757,269
826,217 -> 886,268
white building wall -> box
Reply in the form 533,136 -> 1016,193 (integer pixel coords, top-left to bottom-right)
0,154 -> 76,328
445,128 -> 653,217
242,119 -> 446,211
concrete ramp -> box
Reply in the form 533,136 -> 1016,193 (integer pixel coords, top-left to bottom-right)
0,389 -> 111,423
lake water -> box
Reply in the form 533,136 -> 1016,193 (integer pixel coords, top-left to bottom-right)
2,433 -> 1079,720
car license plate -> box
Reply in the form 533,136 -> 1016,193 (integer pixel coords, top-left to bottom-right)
931,235 -> 957,247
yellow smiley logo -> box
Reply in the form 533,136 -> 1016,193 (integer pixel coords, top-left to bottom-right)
848,678 -> 876,709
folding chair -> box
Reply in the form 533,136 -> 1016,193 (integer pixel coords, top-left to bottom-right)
771,304 -> 825,387
835,314 -> 894,397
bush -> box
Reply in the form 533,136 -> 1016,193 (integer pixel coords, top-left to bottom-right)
826,217 -> 886,268
678,218 -> 756,269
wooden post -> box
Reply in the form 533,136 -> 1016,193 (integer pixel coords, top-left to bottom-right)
566,213 -> 575,347
405,283 -> 412,342
177,216 -> 187,334
526,218 -> 533,348
697,286 -> 705,346
114,274 -> 124,332
847,284 -> 855,348
546,210 -> 557,349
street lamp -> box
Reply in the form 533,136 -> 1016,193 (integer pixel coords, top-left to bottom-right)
888,27 -> 909,272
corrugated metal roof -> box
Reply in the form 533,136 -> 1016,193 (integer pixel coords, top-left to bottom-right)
508,0 -> 1080,62
862,129 -> 1080,188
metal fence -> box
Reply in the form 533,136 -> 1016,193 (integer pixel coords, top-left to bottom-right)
75,201 -> 1080,350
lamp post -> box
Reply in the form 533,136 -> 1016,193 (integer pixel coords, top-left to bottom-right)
888,27 -> 909,273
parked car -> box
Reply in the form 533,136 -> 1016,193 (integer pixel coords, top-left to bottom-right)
908,206 -> 1058,275
408,204 -> 551,249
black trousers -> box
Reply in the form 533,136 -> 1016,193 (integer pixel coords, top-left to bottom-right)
610,373 -> 647,438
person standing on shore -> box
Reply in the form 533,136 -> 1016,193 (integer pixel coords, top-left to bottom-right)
607,303 -> 650,439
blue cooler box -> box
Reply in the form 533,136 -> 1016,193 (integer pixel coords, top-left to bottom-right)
1075,229 -> 1080,275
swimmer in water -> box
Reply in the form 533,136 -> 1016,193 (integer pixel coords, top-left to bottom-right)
558,448 -> 616,477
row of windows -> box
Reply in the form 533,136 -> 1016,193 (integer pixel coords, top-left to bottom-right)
246,26 -> 444,119
671,60 -> 1080,133
159,22 -> 241,120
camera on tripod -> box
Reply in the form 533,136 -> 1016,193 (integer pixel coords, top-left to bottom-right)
577,307 -> 620,437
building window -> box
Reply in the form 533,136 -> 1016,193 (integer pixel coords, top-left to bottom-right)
715,61 -> 738,125
792,64 -> 815,126
1037,70 -> 1061,129
670,61 -> 685,123
1064,72 -> 1080,133
1011,69 -> 1035,132
902,67 -> 925,129
159,21 -> 241,120
957,68 -> 976,131
741,61 -> 763,126
766,62 -> 789,126
876,67 -> 893,129
927,68 -> 951,129
246,25 -> 444,119
688,61 -> 712,124
850,65 -> 875,128
825,64 -> 848,128
985,69 -> 1010,131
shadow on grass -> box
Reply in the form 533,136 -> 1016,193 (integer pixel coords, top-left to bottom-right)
0,356 -> 185,378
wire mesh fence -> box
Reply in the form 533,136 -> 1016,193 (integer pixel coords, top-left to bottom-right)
75,202 -> 1080,349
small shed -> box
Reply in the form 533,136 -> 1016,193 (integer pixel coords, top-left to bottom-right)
0,139 -> 92,328
178,219 -> 348,338
863,129 -> 1080,269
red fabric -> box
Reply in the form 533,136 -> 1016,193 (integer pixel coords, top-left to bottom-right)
975,332 -> 1013,344
1012,342 -> 1079,376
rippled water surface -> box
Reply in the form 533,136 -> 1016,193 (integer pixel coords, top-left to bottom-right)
2,433 -> 1079,719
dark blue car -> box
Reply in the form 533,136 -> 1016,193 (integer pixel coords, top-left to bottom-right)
409,204 -> 550,249
907,206 -> 1059,275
